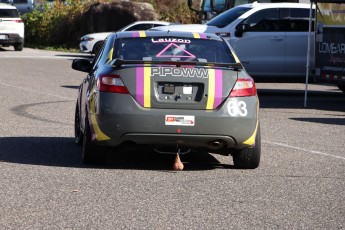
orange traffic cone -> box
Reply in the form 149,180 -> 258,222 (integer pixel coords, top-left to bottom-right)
173,153 -> 184,171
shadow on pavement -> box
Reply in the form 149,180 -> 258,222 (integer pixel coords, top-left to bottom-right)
0,47 -> 14,52
0,137 -> 233,171
257,88 -> 345,112
61,85 -> 79,89
290,117 -> 345,126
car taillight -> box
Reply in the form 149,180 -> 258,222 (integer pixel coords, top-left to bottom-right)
15,19 -> 23,23
97,75 -> 129,94
229,78 -> 256,97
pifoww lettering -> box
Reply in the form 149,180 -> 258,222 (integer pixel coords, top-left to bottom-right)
151,67 -> 209,78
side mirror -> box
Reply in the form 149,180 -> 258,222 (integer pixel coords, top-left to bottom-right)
235,23 -> 249,37
72,59 -> 92,73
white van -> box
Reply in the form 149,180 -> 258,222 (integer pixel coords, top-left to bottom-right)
153,2 -> 315,79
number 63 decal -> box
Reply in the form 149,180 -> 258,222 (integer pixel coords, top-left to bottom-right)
227,100 -> 248,117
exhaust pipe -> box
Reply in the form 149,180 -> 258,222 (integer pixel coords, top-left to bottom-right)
209,140 -> 225,149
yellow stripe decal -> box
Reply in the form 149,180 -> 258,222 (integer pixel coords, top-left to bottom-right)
90,98 -> 110,141
206,69 -> 215,109
243,100 -> 260,145
192,32 -> 200,38
144,67 -> 151,107
229,46 -> 241,63
106,48 -> 113,64
243,121 -> 258,145
139,31 -> 146,37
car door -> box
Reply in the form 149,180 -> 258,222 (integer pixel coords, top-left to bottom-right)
231,8 -> 285,77
284,8 -> 314,77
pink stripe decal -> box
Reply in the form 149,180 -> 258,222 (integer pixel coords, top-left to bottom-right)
214,69 -> 223,108
136,67 -> 144,106
156,43 -> 196,58
200,33 -> 207,39
132,32 -> 140,38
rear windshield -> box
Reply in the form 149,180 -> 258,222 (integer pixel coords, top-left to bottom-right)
206,6 -> 251,28
0,9 -> 19,18
114,37 -> 236,64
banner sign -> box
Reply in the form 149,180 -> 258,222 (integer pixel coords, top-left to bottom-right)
315,3 -> 345,81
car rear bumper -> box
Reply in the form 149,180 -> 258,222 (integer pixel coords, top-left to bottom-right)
116,133 -> 236,150
87,93 -> 259,151
0,34 -> 23,45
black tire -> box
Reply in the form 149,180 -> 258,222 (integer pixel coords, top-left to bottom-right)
337,84 -> 345,93
232,126 -> 261,169
74,103 -> 83,145
82,119 -> 105,165
92,41 -> 103,55
14,42 -> 23,51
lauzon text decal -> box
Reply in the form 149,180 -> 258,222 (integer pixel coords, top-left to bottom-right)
152,38 -> 191,43
151,67 -> 209,78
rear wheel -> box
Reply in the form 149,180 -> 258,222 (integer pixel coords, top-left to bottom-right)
337,84 -> 345,93
232,126 -> 261,169
82,119 -> 105,165
14,42 -> 23,51
92,41 -> 103,55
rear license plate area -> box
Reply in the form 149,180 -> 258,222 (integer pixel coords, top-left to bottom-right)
157,82 -> 204,102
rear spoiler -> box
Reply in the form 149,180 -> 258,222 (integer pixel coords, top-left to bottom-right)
110,58 -> 243,71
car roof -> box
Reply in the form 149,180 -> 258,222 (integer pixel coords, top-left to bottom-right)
123,21 -> 172,25
81,21 -> 175,37
117,21 -> 174,32
0,3 -> 17,9
243,2 -> 311,9
231,2 -> 312,20
114,30 -> 224,41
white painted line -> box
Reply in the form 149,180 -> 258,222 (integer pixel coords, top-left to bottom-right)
264,140 -> 345,160
0,82 -> 75,100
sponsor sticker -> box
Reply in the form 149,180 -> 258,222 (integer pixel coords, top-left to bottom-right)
151,38 -> 191,44
165,115 -> 195,126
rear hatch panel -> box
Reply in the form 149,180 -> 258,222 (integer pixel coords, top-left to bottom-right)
117,65 -> 238,110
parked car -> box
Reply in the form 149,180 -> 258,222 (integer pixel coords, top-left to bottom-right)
72,30 -> 261,169
0,0 -> 13,3
7,0 -> 66,15
0,2 -> 24,51
11,0 -> 34,15
152,2 -> 315,79
79,21 -> 175,55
